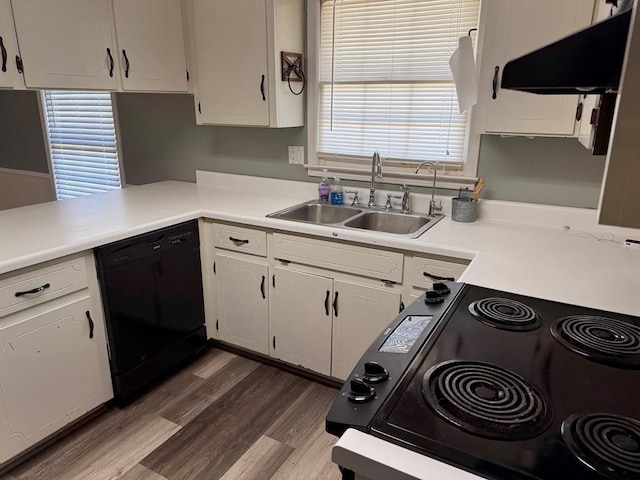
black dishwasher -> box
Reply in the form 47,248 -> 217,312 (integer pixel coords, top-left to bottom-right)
95,220 -> 207,398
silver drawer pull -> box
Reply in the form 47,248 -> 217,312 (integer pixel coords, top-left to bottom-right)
15,283 -> 51,297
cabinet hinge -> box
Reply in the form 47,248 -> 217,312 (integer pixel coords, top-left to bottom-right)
278,259 -> 290,265
186,70 -> 190,81
399,301 -> 405,313
382,279 -> 397,286
216,319 -> 219,331
213,261 -> 216,274
198,102 -> 201,114
106,340 -> 112,360
15,56 -> 23,74
273,336 -> 276,349
272,274 -> 275,288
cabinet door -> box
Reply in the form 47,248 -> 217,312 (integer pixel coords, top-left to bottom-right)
271,267 -> 332,376
0,296 -> 111,464
192,0 -> 269,126
11,0 -> 118,90
475,0 -> 594,135
112,0 -> 188,92
215,252 -> 269,355
0,0 -> 23,89
578,0 -> 611,150
331,280 -> 401,380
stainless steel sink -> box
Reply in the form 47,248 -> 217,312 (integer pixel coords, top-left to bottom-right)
343,211 -> 438,236
267,202 -> 362,225
268,200 -> 444,238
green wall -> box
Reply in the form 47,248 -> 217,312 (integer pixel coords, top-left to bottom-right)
0,90 -> 49,174
116,93 -> 606,208
477,135 -> 606,208
0,90 -> 607,209
116,93 -> 308,185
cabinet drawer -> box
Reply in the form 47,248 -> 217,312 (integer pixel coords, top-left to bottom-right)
273,233 -> 403,283
0,257 -> 88,318
410,256 -> 468,289
212,223 -> 267,257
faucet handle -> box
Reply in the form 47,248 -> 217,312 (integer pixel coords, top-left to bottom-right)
345,190 -> 359,206
430,199 -> 443,215
385,194 -> 402,211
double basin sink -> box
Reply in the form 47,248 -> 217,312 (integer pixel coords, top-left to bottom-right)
267,201 -> 443,238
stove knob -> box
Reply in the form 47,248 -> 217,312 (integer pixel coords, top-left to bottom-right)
432,282 -> 451,295
363,361 -> 389,384
424,290 -> 444,304
347,378 -> 376,403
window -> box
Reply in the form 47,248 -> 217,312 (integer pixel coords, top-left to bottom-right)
41,90 -> 122,200
308,0 -> 481,186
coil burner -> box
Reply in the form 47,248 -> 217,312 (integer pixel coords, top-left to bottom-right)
563,413 -> 640,480
551,316 -> 640,368
422,360 -> 552,440
469,298 -> 541,331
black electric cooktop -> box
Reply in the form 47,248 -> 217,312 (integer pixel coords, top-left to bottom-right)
327,283 -> 640,480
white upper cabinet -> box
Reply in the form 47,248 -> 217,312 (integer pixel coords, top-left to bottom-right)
0,0 -> 23,89
112,0 -> 188,92
578,0 -> 612,151
474,0 -> 595,136
191,0 -> 304,127
11,0 -> 119,90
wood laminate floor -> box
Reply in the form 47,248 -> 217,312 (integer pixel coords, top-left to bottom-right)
3,348 -> 342,480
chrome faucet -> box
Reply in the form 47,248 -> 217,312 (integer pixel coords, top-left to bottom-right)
369,151 -> 383,207
400,184 -> 411,214
414,161 -> 443,216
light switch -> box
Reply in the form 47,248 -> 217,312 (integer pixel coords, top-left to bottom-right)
288,146 -> 304,165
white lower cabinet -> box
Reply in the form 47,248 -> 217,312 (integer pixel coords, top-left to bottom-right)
214,251 -> 269,355
270,266 -> 401,380
0,292 -> 112,464
270,267 -> 333,376
203,223 -> 469,381
331,280 -> 401,381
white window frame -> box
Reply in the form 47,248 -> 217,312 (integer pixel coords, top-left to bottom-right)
306,0 -> 481,190
38,91 -> 126,200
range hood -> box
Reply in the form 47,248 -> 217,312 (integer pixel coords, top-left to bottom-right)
501,7 -> 632,95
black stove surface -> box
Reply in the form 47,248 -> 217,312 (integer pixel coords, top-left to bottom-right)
370,285 -> 640,480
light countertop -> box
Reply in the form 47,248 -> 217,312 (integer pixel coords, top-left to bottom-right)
1,172 -> 639,318
2,171 -> 639,480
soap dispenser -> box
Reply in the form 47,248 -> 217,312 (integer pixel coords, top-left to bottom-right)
318,169 -> 331,204
331,177 -> 344,205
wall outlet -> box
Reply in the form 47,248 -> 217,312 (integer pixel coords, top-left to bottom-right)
288,146 -> 304,165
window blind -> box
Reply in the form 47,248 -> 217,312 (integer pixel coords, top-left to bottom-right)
42,90 -> 122,200
318,0 -> 480,166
